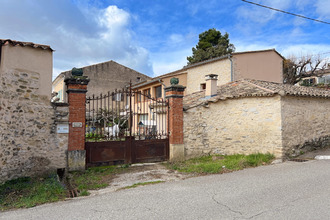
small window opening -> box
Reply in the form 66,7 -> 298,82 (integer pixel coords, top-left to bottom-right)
155,86 -> 162,98
200,83 -> 206,90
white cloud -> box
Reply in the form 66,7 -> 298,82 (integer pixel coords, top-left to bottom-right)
315,0 -> 330,19
279,44 -> 330,58
233,40 -> 330,62
0,1 -> 154,80
99,6 -> 130,28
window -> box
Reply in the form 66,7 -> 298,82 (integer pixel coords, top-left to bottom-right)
302,78 -> 316,86
200,83 -> 206,90
112,93 -> 124,101
139,114 -> 148,122
57,89 -> 63,102
136,91 -> 142,102
326,75 -> 330,84
319,75 -> 330,84
143,89 -> 150,101
138,114 -> 148,127
154,86 -> 162,98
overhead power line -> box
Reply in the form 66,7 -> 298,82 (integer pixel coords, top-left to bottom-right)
242,0 -> 330,25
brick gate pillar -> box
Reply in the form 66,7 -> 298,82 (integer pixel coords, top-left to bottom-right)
165,78 -> 186,161
64,71 -> 89,171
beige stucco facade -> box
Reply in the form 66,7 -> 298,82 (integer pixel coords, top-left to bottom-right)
185,59 -> 231,94
52,74 -> 66,102
1,43 -> 53,98
232,50 -> 283,83
133,49 -> 284,97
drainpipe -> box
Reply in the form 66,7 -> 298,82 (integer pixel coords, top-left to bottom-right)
228,54 -> 233,82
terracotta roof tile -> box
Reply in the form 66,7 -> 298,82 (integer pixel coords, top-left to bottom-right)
0,39 -> 53,51
183,79 -> 330,110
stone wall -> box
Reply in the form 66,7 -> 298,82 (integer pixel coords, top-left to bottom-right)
281,96 -> 330,157
183,96 -> 283,158
186,59 -> 231,94
0,70 -> 67,183
60,60 -> 150,101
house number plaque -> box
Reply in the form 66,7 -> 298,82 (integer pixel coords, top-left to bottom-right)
57,124 -> 69,133
72,122 -> 83,128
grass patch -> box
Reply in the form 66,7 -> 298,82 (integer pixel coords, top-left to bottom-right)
0,173 -> 66,211
1,165 -> 130,211
167,153 -> 275,174
122,181 -> 164,189
69,165 -> 129,191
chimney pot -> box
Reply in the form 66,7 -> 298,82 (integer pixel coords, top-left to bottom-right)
205,74 -> 218,98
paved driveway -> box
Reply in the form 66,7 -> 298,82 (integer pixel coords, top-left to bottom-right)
2,160 -> 330,220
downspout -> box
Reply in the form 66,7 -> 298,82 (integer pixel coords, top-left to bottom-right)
228,54 -> 233,82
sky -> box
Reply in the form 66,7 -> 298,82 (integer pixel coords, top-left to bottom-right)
0,0 -> 330,80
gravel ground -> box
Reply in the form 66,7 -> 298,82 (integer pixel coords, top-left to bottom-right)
88,163 -> 195,196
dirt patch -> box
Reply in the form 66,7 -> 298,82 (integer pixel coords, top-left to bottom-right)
88,163 -> 194,196
295,146 -> 330,160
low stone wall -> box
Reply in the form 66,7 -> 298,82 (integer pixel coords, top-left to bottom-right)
0,70 -> 67,183
183,96 -> 283,159
281,96 -> 330,157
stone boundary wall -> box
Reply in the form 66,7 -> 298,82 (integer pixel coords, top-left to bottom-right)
281,96 -> 330,157
183,96 -> 283,159
0,70 -> 67,183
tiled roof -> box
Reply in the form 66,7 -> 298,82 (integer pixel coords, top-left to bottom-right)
183,79 -> 330,110
0,39 -> 53,51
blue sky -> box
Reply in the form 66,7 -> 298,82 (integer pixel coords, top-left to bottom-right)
0,0 -> 329,80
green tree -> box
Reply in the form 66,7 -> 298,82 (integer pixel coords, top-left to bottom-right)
187,28 -> 235,65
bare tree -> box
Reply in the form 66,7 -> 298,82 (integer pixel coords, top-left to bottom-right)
283,55 -> 328,85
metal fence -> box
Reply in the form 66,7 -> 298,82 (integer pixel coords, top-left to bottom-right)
86,84 -> 169,142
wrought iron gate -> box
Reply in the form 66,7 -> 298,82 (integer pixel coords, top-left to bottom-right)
85,84 -> 169,166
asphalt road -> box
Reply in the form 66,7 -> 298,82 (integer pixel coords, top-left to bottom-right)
1,160 -> 330,220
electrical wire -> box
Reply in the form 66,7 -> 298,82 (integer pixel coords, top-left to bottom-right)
242,0 -> 330,25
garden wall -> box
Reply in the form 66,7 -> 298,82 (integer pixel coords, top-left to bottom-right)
183,96 -> 283,158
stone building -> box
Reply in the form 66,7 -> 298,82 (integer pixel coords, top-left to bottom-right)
52,60 -> 151,102
183,77 -> 330,159
0,39 -> 67,183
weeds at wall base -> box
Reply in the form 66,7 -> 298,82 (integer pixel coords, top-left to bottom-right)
166,153 -> 275,174
0,173 -> 67,211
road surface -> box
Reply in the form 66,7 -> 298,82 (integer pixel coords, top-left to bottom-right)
1,160 -> 330,219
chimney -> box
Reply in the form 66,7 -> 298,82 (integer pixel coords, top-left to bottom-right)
205,74 -> 218,98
